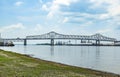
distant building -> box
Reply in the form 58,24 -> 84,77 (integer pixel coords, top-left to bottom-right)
0,33 -> 14,46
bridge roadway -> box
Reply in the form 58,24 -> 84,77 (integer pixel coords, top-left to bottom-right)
2,31 -> 117,46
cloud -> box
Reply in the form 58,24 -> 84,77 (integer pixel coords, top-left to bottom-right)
42,0 -> 120,31
41,0 -> 108,23
42,4 -> 49,11
42,0 -> 78,18
53,0 -> 78,6
34,24 -> 43,31
14,1 -> 24,6
57,0 -> 120,21
0,23 -> 25,33
90,0 -> 120,18
62,17 -> 69,23
108,5 -> 120,17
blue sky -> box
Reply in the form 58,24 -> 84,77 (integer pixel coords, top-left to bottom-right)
0,0 -> 120,40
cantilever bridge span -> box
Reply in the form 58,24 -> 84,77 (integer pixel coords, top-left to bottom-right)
2,31 -> 117,45
26,31 -> 116,45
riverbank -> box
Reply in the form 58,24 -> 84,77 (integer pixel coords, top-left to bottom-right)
0,49 -> 119,77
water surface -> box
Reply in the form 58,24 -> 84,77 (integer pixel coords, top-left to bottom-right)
0,45 -> 120,74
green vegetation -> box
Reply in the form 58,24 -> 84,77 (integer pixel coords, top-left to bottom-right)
0,49 -> 119,77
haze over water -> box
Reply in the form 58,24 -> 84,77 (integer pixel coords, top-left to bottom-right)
1,45 -> 120,74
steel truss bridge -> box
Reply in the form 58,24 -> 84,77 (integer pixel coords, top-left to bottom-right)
2,31 -> 117,46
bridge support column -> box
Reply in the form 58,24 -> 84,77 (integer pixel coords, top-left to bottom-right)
51,39 -> 54,46
81,40 -> 83,43
114,41 -> 116,45
96,40 -> 100,45
24,39 -> 27,46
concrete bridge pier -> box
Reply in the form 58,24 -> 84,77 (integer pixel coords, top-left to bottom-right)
114,41 -> 116,45
51,39 -> 54,46
81,40 -> 83,43
96,40 -> 100,45
24,39 -> 27,46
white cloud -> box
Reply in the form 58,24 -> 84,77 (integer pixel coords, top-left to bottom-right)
15,1 -> 24,6
21,0 -> 119,39
47,3 -> 60,18
108,4 -> 120,17
34,24 -> 43,31
42,4 -> 49,11
53,0 -> 78,6
90,0 -> 117,8
98,14 -> 109,20
90,0 -> 120,18
0,23 -> 25,33
62,17 -> 69,23
42,0 -> 78,18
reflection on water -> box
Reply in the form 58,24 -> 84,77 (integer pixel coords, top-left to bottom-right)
23,46 -> 27,54
50,46 -> 54,56
0,45 -> 120,74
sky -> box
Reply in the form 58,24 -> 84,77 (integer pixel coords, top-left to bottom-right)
0,0 -> 120,40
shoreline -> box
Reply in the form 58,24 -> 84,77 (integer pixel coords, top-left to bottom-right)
0,49 -> 120,77
25,54 -> 120,76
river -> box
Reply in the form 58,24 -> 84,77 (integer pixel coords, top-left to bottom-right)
0,45 -> 120,74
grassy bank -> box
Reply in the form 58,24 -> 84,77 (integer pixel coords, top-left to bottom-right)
0,49 -> 119,77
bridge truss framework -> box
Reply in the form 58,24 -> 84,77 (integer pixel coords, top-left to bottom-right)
2,31 -> 117,46
25,31 -> 116,46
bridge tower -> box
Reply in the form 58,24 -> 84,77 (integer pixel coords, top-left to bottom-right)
24,39 -> 27,46
96,40 -> 100,45
51,39 -> 54,46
